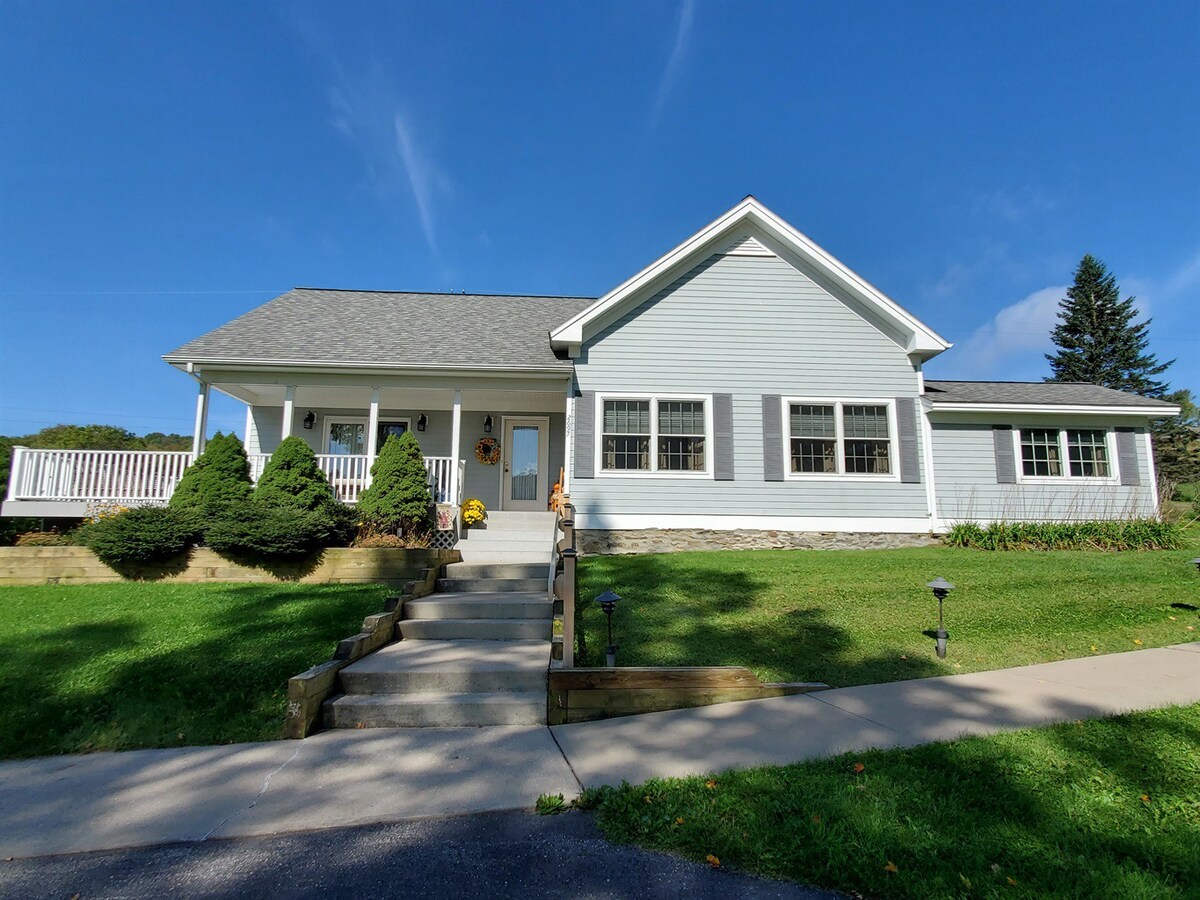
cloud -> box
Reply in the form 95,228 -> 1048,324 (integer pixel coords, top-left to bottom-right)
650,0 -> 695,126
969,186 -> 1057,222
941,284 -> 1068,380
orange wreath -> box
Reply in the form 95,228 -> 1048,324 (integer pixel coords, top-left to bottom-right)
474,437 -> 501,465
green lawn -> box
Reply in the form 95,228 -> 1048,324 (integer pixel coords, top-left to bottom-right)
577,546 -> 1200,685
0,582 -> 387,759
587,704 -> 1200,899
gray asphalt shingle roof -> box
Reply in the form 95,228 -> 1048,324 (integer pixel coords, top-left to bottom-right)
925,380 -> 1176,409
165,289 -> 596,370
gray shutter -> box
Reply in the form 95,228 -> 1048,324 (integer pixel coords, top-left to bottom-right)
573,391 -> 595,479
713,394 -> 734,481
896,397 -> 921,484
993,425 -> 1016,484
762,395 -> 784,482
1115,428 -> 1140,486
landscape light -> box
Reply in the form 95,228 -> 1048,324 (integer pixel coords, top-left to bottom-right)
595,589 -> 621,667
927,577 -> 955,659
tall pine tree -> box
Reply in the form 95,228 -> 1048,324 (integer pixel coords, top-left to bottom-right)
1045,254 -> 1172,396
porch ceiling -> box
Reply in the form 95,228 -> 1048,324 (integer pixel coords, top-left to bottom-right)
213,383 -> 567,413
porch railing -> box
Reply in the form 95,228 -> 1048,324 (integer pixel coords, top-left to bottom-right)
6,447 -> 461,507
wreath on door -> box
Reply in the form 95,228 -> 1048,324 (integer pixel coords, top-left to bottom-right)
474,437 -> 501,465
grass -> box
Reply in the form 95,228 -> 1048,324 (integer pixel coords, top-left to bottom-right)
576,546 -> 1200,685
0,582 -> 388,759
587,704 -> 1200,899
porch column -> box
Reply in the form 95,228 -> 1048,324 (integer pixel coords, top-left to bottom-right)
192,381 -> 210,457
365,387 -> 381,485
562,379 -> 574,493
449,388 -> 463,504
281,385 -> 296,439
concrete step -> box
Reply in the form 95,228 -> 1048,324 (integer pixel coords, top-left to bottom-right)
478,511 -> 557,525
323,691 -> 546,727
453,551 -> 555,566
404,593 -> 552,620
398,618 -> 553,641
443,562 -> 550,579
457,531 -> 553,546
338,639 -> 549,694
436,577 -> 547,593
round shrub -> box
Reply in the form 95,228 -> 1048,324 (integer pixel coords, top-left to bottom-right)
82,505 -> 194,567
355,432 -> 433,538
170,432 -> 252,519
205,500 -> 335,560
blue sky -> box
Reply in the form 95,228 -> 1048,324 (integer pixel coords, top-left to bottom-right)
1,0 -> 1197,438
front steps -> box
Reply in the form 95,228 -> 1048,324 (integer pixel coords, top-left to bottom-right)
322,512 -> 558,729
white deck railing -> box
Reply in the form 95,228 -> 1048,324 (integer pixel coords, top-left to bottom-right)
6,447 -> 460,507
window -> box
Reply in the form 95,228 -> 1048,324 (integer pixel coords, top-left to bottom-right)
326,420 -> 366,455
1019,428 -> 1112,479
787,400 -> 894,477
599,396 -> 710,475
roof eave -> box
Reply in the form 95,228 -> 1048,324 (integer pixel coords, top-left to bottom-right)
928,402 -> 1181,417
162,355 -> 573,378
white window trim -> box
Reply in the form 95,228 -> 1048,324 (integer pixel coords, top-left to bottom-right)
1012,427 -> 1120,485
322,416 -> 410,454
594,392 -> 714,479
782,397 -> 901,482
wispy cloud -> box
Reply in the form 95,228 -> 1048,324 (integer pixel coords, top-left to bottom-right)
944,284 -> 1068,380
969,186 -> 1057,222
650,0 -> 695,126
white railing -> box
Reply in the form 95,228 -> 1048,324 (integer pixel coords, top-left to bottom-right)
6,447 -> 465,508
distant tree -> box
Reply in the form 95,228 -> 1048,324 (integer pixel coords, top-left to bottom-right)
1045,254 -> 1173,396
169,432 -> 252,519
139,432 -> 193,451
355,432 -> 433,538
1151,389 -> 1200,502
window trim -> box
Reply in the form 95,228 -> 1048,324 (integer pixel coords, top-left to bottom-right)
1012,426 -> 1120,484
782,397 -> 900,482
594,392 -> 714,478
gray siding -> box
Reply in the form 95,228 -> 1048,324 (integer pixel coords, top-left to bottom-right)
570,251 -> 929,521
931,417 -> 1156,522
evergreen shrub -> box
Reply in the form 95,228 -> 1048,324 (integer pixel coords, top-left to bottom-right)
205,501 -> 334,560
82,506 -> 194,567
169,433 -> 252,521
355,432 -> 433,538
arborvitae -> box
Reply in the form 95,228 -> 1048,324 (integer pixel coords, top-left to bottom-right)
252,436 -> 340,513
1045,254 -> 1172,396
169,432 -> 252,516
355,431 -> 433,536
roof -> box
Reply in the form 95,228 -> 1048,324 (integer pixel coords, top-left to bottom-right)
925,380 -> 1180,412
550,196 -> 953,360
164,289 -> 595,371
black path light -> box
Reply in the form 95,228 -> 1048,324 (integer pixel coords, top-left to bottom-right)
1190,558 -> 1200,574
927,577 -> 955,659
596,589 -> 621,667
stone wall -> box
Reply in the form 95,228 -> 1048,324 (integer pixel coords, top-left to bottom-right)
0,546 -> 459,586
577,528 -> 941,555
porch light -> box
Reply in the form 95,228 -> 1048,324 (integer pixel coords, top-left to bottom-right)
595,589 -> 621,667
483,415 -> 494,434
927,577 -> 954,659
417,414 -> 427,432
302,411 -> 316,430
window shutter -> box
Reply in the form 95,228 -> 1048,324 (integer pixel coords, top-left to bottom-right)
573,391 -> 595,479
713,393 -> 734,481
1115,427 -> 1141,486
896,397 -> 921,484
993,425 -> 1016,484
762,395 -> 784,482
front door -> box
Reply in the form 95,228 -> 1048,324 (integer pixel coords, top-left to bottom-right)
501,417 -> 549,511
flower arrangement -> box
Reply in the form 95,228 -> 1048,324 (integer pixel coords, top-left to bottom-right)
462,498 -> 486,527
474,438 -> 501,465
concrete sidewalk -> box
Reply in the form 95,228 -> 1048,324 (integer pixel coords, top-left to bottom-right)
2,644 -> 1195,860
551,643 -> 1200,787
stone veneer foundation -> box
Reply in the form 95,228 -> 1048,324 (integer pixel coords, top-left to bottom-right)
577,529 -> 941,555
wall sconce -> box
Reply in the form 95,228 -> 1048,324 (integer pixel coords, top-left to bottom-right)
416,414 -> 427,432
483,415 -> 494,434
302,411 -> 316,430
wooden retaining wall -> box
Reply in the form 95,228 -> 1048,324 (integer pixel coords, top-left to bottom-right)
547,666 -> 829,725
0,546 -> 459,586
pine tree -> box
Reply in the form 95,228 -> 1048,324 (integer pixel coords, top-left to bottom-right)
1045,254 -> 1172,396
169,432 -> 252,516
355,432 -> 433,537
253,436 -> 340,513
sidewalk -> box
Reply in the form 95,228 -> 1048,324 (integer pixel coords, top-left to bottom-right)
2,644 -> 1196,859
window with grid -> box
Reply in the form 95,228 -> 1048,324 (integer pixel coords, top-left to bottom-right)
601,400 -> 651,471
1020,429 -> 1062,477
658,400 -> 706,471
842,405 -> 891,474
789,404 -> 837,473
1067,429 -> 1110,477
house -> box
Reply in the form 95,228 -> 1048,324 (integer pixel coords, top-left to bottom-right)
2,197 -> 1180,550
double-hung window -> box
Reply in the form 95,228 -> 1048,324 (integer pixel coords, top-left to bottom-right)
599,396 -> 710,475
1019,428 -> 1111,479
786,399 -> 895,477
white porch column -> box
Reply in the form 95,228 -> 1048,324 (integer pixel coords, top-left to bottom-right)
192,381 -> 210,457
562,378 -> 574,494
449,388 -> 463,505
281,385 -> 296,439
365,387 -> 381,485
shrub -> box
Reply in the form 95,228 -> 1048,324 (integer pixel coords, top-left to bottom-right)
251,436 -> 355,545
205,501 -> 335,560
944,518 -> 1184,551
169,432 -> 252,519
352,528 -> 432,549
354,432 -> 433,538
14,530 -> 69,546
462,498 -> 486,527
82,505 -> 194,567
